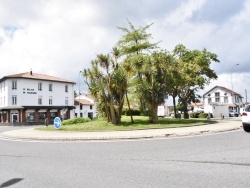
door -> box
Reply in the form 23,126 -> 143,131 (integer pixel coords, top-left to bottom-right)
12,114 -> 18,123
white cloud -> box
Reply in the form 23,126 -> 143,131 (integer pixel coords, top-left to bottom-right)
164,0 -> 206,25
0,0 -> 249,98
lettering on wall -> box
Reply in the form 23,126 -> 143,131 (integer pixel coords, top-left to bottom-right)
23,88 -> 37,94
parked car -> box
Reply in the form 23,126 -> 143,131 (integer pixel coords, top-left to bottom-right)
229,110 -> 239,117
242,105 -> 250,132
240,107 -> 245,116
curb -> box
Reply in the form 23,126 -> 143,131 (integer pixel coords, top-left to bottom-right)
0,126 -> 242,142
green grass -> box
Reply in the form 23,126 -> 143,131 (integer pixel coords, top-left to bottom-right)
36,116 -> 217,132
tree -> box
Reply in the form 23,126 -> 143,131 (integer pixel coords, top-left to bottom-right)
118,20 -> 171,123
83,48 -> 128,124
173,44 -> 219,119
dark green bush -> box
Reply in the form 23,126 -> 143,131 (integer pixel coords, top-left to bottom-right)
189,112 -> 200,118
122,109 -> 127,115
62,117 -> 91,125
141,110 -> 150,116
176,114 -> 181,119
126,109 -> 141,116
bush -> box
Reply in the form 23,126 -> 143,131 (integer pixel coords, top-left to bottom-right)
198,113 -> 213,119
189,112 -> 200,118
176,114 -> 181,119
62,117 -> 91,125
141,110 -> 150,116
126,109 -> 141,116
122,109 -> 127,115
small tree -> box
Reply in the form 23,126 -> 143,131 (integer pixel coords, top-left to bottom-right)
173,44 -> 219,119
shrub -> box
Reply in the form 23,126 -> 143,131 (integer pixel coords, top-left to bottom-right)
189,112 -> 200,118
122,109 -> 127,115
126,109 -> 141,116
141,110 -> 150,116
198,113 -> 213,119
62,117 -> 91,125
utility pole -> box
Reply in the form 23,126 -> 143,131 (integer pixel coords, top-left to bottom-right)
246,89 -> 248,103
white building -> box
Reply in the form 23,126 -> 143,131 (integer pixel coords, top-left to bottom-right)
74,94 -> 97,119
0,71 -> 75,124
203,85 -> 243,117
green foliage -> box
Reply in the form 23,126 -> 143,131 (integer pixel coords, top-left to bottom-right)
189,112 -> 200,118
198,113 -> 213,118
37,116 -> 217,131
62,117 -> 91,125
126,109 -> 141,116
141,110 -> 150,116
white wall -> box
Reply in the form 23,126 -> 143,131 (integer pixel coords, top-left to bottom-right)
75,94 -> 97,118
1,78 -> 74,107
204,104 -> 229,118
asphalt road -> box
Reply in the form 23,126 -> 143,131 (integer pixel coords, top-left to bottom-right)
0,124 -> 250,187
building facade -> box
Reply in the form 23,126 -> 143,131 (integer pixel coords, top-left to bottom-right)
0,71 -> 75,125
203,85 -> 243,113
74,94 -> 97,119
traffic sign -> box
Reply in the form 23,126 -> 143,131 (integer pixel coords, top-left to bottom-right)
54,117 -> 61,129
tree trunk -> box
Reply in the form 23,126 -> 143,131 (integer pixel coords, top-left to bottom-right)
149,103 -> 158,123
172,96 -> 177,118
181,100 -> 189,119
126,91 -> 134,123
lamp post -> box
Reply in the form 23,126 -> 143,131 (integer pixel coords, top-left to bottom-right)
243,76 -> 250,104
231,64 -> 239,109
78,71 -> 82,117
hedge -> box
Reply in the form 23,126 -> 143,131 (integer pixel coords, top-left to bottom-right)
62,117 -> 91,125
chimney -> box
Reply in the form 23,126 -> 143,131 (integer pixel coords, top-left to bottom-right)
30,68 -> 32,75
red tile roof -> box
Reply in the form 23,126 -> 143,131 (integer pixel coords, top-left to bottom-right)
74,99 -> 94,105
80,93 -> 95,100
203,85 -> 242,97
0,72 -> 75,84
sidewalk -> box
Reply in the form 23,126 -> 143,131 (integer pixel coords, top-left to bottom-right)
0,119 -> 242,141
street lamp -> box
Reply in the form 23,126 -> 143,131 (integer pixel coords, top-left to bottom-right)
231,64 -> 239,108
78,71 -> 82,117
78,71 -> 82,96
243,76 -> 250,103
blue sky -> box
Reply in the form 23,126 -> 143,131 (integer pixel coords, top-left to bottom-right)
0,0 -> 250,103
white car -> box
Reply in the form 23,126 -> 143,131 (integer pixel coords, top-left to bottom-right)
242,105 -> 250,132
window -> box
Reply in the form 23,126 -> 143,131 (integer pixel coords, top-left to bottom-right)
80,104 -> 82,110
12,80 -> 17,90
65,97 -> 68,105
49,83 -> 53,91
12,95 -> 17,105
224,97 -> 228,103
49,97 -> 53,105
38,82 -> 42,91
80,113 -> 83,117
26,112 -> 34,122
90,105 -> 92,109
215,98 -> 220,102
65,85 -> 68,92
38,96 -> 42,105
208,98 -> 211,104
215,92 -> 220,97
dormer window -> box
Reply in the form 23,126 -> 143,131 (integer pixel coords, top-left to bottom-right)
215,92 -> 220,97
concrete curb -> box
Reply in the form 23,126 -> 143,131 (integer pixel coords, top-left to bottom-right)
1,121 -> 242,141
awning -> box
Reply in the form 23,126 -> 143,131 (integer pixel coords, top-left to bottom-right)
0,106 -> 24,110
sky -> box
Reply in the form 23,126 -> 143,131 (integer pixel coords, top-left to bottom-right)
0,0 -> 250,104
